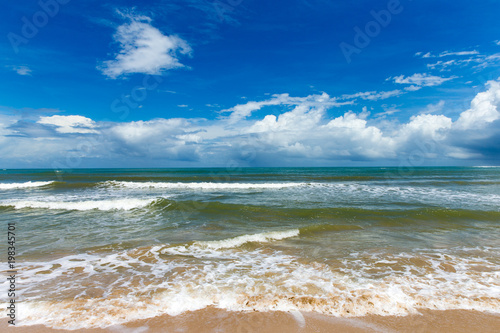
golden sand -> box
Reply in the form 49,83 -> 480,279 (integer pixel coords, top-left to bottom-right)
3,309 -> 499,333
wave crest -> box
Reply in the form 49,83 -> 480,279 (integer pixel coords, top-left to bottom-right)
1,198 -> 158,211
106,181 -> 306,190
0,181 -> 55,189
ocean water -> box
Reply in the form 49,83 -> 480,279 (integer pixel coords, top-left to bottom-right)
0,167 -> 499,329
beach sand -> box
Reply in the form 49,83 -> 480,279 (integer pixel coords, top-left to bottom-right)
2,309 -> 499,332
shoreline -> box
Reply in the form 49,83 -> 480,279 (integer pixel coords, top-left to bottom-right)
3,309 -> 499,332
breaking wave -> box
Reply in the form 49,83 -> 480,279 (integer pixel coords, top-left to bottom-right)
1,198 -> 158,211
0,181 -> 55,189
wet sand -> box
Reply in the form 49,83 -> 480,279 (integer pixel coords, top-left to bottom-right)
3,309 -> 499,333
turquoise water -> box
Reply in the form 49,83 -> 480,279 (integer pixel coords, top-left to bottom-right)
0,167 -> 499,328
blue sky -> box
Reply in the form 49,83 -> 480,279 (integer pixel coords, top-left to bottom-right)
1,0 -> 500,168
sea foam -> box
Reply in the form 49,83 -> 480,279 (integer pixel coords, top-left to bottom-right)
2,198 -> 156,211
106,181 -> 306,190
6,246 -> 500,330
164,229 -> 300,254
0,181 -> 55,189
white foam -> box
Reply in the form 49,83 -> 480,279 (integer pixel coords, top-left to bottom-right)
162,230 -> 299,256
6,246 -> 500,330
98,181 -> 500,209
193,229 -> 300,250
0,181 -> 54,189
2,198 -> 156,211
107,181 -> 306,190
305,183 -> 500,208
290,311 -> 306,327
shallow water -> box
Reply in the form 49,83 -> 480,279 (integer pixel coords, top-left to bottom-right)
0,167 -> 499,329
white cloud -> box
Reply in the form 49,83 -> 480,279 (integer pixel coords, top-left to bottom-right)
242,105 -> 395,160
0,114 -> 19,137
247,103 -> 325,133
340,89 -> 403,101
223,90 -> 403,124
454,79 -> 500,130
418,50 -> 479,58
400,114 -> 452,140
495,40 -> 500,46
109,118 -> 188,144
222,92 -> 346,124
426,59 -> 473,70
474,53 -> 500,70
404,85 -> 421,91
12,66 -> 32,76
100,15 -> 191,78
224,100 -> 279,124
426,52 -> 500,71
391,73 -> 456,87
325,111 -> 368,129
37,115 -> 98,134
3,78 -> 500,166
439,50 -> 479,57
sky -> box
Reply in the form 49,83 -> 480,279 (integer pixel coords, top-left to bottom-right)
1,0 -> 500,168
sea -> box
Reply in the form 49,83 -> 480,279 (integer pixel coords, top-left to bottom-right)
0,167 -> 499,329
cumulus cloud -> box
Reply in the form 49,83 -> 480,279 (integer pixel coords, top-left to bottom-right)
109,118 -> 187,144
99,15 -> 191,78
390,73 -> 456,87
37,115 -> 98,134
454,80 -> 500,130
2,78 -> 500,167
401,114 -> 452,140
106,118 -> 201,160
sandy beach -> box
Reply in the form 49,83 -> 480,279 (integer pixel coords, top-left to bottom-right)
3,309 -> 500,333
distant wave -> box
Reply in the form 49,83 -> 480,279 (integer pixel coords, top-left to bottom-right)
146,200 -> 500,223
106,181 -> 307,190
0,181 -> 55,190
1,198 -> 158,211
